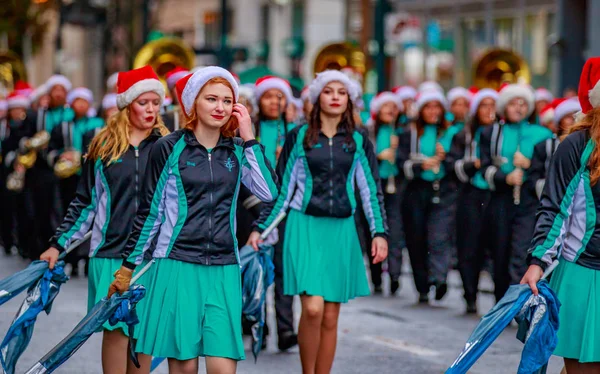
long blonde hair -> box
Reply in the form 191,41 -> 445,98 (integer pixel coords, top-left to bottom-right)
569,107 -> 600,185
87,107 -> 169,164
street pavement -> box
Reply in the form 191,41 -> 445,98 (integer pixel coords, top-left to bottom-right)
0,252 -> 564,373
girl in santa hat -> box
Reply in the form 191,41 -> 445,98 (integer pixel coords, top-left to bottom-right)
108,66 -> 277,373
522,57 -> 600,372
40,65 -> 169,374
252,70 -> 388,373
367,91 -> 404,295
397,90 -> 460,303
445,88 -> 498,314
446,87 -> 472,133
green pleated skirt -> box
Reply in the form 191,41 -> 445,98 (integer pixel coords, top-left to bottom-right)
550,259 -> 600,363
87,257 -> 153,337
283,209 -> 371,303
134,258 -> 245,361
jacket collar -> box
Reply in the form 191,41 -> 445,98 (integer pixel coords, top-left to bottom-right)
182,128 -> 235,150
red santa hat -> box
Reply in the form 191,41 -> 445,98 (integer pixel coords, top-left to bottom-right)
468,86 -> 479,95
177,66 -> 239,117
46,74 -> 72,92
393,86 -> 417,102
577,57 -> 600,119
496,83 -> 535,117
469,88 -> 499,117
255,75 -> 294,104
414,90 -> 447,114
369,91 -> 403,116
231,72 -> 241,84
14,81 -> 33,97
307,70 -> 358,105
6,92 -> 30,109
418,80 -> 443,94
67,87 -> 94,106
535,87 -> 554,103
101,93 -> 118,110
116,65 -> 165,110
165,67 -> 190,91
447,87 -> 472,105
539,102 -> 556,126
554,97 -> 581,124
106,72 -> 120,92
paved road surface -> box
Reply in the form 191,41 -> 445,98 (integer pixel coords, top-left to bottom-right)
0,252 -> 564,373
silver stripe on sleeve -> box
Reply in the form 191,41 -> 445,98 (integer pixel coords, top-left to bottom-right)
454,159 -> 470,183
89,172 -> 108,256
535,179 -> 545,200
242,146 -> 275,202
560,179 -> 587,263
355,161 -> 376,234
403,160 -> 414,180
152,170 -> 179,259
484,166 -> 497,191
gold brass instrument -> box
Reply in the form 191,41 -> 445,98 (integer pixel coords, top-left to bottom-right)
134,37 -> 195,88
473,49 -> 530,90
54,150 -> 82,179
6,131 -> 50,192
313,42 -> 366,76
0,50 -> 27,93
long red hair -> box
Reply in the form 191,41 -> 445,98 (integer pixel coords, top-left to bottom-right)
185,77 -> 238,137
568,107 -> 600,184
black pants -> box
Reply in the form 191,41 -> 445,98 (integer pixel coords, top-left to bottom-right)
456,185 -> 492,303
236,189 -> 295,339
402,179 -> 457,295
384,189 -> 404,280
0,176 -> 16,251
509,191 -> 538,285
486,190 -> 517,301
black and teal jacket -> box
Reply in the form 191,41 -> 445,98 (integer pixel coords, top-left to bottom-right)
397,123 -> 460,182
528,130 -> 600,270
48,129 -> 163,258
255,125 -> 388,239
480,121 -> 552,192
123,129 -> 278,268
525,135 -> 560,201
445,126 -> 489,190
47,116 -> 104,166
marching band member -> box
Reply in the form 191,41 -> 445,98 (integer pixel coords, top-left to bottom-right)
301,86 -> 313,122
252,70 -> 387,374
109,67 -> 277,374
398,89 -> 460,303
446,88 -> 498,313
238,83 -> 257,119
40,65 -> 169,374
163,66 -> 189,132
101,93 -> 119,120
393,86 -> 417,127
534,87 -> 554,123
479,83 -> 538,300
106,72 -> 119,94
447,87 -> 472,133
368,91 -> 404,295
522,57 -> 600,373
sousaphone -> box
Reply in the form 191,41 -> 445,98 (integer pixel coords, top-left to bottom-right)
473,49 -> 530,90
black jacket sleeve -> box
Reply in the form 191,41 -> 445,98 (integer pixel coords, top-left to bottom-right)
525,140 -> 548,200
48,157 -> 98,252
123,137 -> 173,269
396,130 -> 423,181
46,124 -> 65,167
527,131 -> 587,269
480,124 -> 509,191
445,130 -> 478,183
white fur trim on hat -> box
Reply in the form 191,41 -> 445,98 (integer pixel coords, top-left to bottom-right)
415,90 -> 447,114
535,88 -> 553,103
0,100 -> 6,111
102,93 -> 118,109
589,84 -> 600,109
166,70 -> 190,90
554,99 -> 581,124
349,80 -> 363,103
181,66 -> 239,117
46,75 -> 72,92
67,87 -> 94,106
255,77 -> 293,104
293,97 -> 304,110
469,88 -> 499,118
116,79 -> 165,110
301,87 -> 310,102
30,84 -> 48,103
308,70 -> 358,105
418,81 -> 443,94
447,87 -> 472,105
540,108 -> 555,125
496,84 -> 535,117
7,96 -> 30,109
370,92 -> 403,115
395,86 -> 417,101
239,84 -> 257,109
107,72 -> 119,91
87,107 -> 97,118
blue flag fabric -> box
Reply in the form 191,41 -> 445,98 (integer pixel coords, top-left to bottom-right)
447,282 -> 560,374
24,285 -> 146,374
0,261 -> 51,306
240,244 -> 275,361
0,263 -> 68,374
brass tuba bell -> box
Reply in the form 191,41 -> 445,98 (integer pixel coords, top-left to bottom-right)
133,37 -> 195,87
0,50 -> 27,92
473,49 -> 531,90
313,42 -> 366,76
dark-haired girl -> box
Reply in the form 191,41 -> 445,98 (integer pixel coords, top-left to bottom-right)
252,70 -> 388,374
398,90 -> 459,303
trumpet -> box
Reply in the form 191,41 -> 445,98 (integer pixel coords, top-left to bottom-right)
54,150 -> 82,179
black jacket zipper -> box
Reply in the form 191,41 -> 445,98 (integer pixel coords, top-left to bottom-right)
329,137 -> 334,215
207,151 -> 214,265
134,147 -> 140,211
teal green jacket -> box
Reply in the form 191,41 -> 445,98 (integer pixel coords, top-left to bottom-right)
375,124 -> 399,179
256,120 -> 296,166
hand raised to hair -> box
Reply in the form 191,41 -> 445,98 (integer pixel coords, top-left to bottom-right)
233,103 -> 255,142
